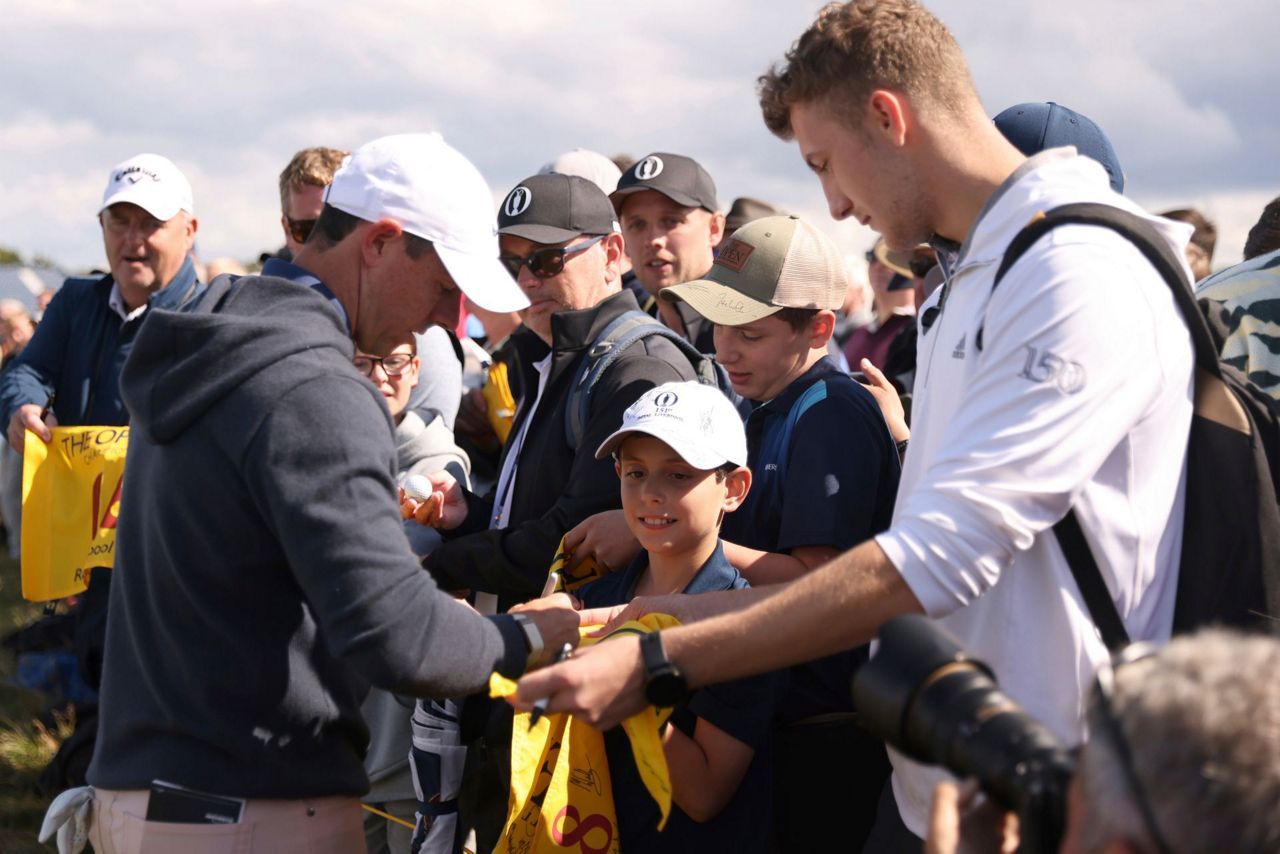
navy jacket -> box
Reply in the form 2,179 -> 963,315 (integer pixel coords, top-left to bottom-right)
0,259 -> 201,428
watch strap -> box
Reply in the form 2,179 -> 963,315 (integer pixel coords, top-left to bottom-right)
511,613 -> 544,660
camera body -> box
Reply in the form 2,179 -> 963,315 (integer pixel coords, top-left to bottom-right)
853,615 -> 1074,853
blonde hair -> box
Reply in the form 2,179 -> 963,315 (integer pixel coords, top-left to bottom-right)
277,146 -> 348,210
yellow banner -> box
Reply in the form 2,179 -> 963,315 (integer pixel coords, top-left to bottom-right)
491,613 -> 681,854
20,426 -> 129,602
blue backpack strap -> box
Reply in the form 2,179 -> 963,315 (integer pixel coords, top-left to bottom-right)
757,380 -> 828,507
565,311 -> 663,448
564,310 -> 748,448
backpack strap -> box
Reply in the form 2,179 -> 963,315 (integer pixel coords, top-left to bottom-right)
565,311 -> 715,448
757,380 -> 828,508
988,202 -> 1214,653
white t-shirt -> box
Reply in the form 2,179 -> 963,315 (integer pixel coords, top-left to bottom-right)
874,149 -> 1196,835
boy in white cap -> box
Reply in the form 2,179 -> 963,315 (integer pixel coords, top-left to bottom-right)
75,134 -> 580,853
574,380 -> 776,853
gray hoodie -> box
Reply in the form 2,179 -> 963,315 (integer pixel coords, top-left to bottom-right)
87,272 -> 525,798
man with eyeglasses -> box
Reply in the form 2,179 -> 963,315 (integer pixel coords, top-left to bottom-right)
401,172 -> 699,850
69,135 -> 580,854
409,172 -> 698,608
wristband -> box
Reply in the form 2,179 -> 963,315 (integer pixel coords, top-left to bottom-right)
510,613 -> 544,662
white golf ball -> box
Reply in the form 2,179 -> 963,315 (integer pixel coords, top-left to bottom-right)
402,474 -> 433,501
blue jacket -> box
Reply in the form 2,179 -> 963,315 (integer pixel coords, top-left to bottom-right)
0,259 -> 201,428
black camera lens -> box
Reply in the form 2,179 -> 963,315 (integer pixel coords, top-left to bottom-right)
853,615 -> 1074,853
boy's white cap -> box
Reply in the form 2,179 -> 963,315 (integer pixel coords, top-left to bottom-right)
595,381 -> 747,469
324,133 -> 529,313
538,148 -> 623,195
99,153 -> 194,220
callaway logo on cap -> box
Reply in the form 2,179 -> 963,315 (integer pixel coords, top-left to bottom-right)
610,151 -> 719,214
99,153 -> 195,221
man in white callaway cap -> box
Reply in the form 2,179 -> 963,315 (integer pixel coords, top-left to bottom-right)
1,153 -> 201,455
72,133 -> 578,853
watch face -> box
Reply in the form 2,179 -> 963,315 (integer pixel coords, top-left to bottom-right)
646,669 -> 687,708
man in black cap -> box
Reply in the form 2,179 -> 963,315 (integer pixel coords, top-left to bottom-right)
611,152 -> 726,352
411,173 -> 700,608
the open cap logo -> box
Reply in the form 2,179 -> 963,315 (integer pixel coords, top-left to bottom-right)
635,156 -> 664,181
653,391 -> 678,408
504,186 -> 532,217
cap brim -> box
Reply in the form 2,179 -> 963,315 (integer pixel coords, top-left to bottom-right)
609,185 -> 705,212
594,425 -> 733,469
497,222 -> 585,244
434,244 -> 529,313
660,280 -> 782,326
99,190 -> 183,222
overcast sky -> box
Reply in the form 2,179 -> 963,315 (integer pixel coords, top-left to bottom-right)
2,0 -> 1276,274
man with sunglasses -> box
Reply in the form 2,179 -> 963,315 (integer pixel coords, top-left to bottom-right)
278,145 -> 347,257
414,172 -> 699,609
74,135 -> 580,854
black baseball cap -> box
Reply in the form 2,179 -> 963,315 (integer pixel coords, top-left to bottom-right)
610,152 -> 719,214
994,101 -> 1125,194
497,173 -> 620,244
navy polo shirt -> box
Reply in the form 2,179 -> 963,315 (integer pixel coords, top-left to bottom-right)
577,542 -> 776,853
721,357 -> 900,723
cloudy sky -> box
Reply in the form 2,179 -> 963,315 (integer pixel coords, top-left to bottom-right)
2,0 -> 1276,274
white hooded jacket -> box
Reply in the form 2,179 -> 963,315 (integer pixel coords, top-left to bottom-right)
874,148 -> 1196,834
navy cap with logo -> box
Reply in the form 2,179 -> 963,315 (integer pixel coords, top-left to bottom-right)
610,152 -> 719,214
994,101 -> 1125,194
497,173 -> 620,245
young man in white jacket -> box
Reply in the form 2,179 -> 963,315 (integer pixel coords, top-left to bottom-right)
514,0 -> 1195,843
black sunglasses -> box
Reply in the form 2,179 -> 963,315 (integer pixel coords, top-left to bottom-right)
287,217 -> 317,245
500,234 -> 605,280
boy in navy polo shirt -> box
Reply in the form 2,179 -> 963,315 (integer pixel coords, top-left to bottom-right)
662,215 -> 901,852
576,380 -> 775,853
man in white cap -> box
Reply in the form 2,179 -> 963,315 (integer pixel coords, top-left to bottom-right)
1,153 -> 201,456
0,154 -> 205,798
75,134 -> 579,853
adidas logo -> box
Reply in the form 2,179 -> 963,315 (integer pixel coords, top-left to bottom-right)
952,335 -> 966,359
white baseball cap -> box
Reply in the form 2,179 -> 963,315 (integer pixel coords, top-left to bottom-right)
595,381 -> 747,469
323,133 -> 529,313
99,153 -> 195,220
538,148 -> 623,195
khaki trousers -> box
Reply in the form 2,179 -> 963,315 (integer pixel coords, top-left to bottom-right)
89,788 -> 366,854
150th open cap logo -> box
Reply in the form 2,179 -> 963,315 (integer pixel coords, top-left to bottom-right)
653,390 -> 678,408
504,186 -> 532,217
634,156 -> 664,181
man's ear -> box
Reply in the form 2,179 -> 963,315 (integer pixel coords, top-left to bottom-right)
360,218 -> 405,268
867,89 -> 909,147
723,466 -> 751,511
807,309 -> 836,349
603,232 -> 626,283
708,211 -> 727,249
614,457 -> 623,480
184,215 -> 199,250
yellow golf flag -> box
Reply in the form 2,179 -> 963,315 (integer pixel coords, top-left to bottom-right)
490,613 -> 681,854
20,426 -> 129,601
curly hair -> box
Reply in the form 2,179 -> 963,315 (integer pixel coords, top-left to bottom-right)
758,0 -> 976,139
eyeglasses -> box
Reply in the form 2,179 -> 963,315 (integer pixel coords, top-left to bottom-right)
286,217 -> 317,245
500,235 -> 605,280
353,353 -> 414,377
1092,644 -> 1173,854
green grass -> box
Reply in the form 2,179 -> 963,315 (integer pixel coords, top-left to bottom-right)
0,555 -> 63,852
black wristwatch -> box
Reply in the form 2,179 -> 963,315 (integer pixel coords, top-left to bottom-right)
640,631 -> 688,707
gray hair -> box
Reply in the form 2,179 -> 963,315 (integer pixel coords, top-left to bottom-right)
1080,629 -> 1280,852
